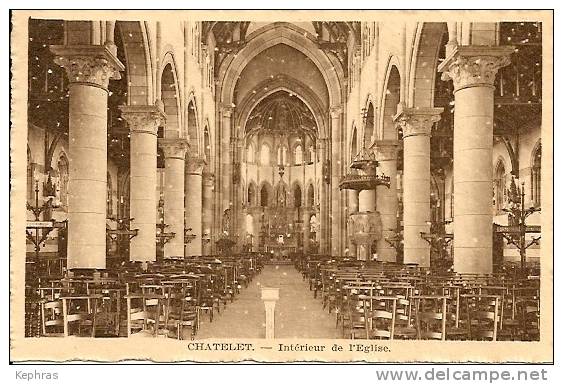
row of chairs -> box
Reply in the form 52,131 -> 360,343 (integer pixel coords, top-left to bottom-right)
31,254 -> 265,339
300,257 -> 540,341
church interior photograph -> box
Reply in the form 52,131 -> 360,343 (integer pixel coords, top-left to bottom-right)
19,16 -> 545,342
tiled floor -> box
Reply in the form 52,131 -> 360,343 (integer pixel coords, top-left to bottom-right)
195,265 -> 340,339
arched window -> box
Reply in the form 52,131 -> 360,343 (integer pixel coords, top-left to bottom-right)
27,147 -> 33,202
308,145 -> 315,163
245,214 -> 254,234
494,161 -> 507,213
293,184 -> 302,208
247,143 -> 255,163
260,184 -> 269,207
277,146 -> 287,166
294,145 -> 303,165
247,183 -> 256,206
107,172 -> 113,217
260,144 -> 270,166
57,154 -> 69,208
307,184 -> 315,207
531,143 -> 541,207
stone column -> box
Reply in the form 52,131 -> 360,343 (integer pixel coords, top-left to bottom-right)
159,139 -> 189,258
330,106 -> 343,257
439,46 -> 513,274
202,172 -> 215,256
50,45 -> 123,269
374,140 -> 400,262
318,139 -> 329,254
185,157 -> 205,257
120,105 -> 165,263
303,209 -> 311,254
394,106 -> 442,268
220,106 -> 233,217
347,190 -> 359,258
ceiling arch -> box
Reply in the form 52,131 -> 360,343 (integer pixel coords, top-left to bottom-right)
235,75 -> 327,140
218,22 -> 344,116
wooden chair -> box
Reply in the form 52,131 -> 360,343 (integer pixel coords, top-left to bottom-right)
39,298 -> 64,337
463,294 -> 500,341
60,294 -> 102,337
365,296 -> 397,340
125,293 -> 166,337
414,295 -> 448,340
164,285 -> 199,340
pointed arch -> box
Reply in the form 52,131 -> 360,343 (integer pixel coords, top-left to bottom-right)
293,182 -> 303,208
247,181 -> 257,206
531,139 -> 542,206
380,62 -> 402,140
408,22 -> 448,109
218,22 -> 343,128
160,53 -> 182,137
307,183 -> 315,207
494,157 -> 508,213
363,100 -> 375,147
57,152 -> 69,207
115,21 -> 153,105
350,124 -> 358,163
186,92 -> 200,155
260,181 -> 273,207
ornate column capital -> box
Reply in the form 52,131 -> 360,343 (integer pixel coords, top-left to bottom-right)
186,156 -> 206,175
120,104 -> 166,136
330,105 -> 342,118
438,45 -> 514,92
50,44 -> 124,90
159,138 -> 190,160
393,105 -> 443,138
202,172 -> 215,186
221,104 -> 234,118
373,140 -> 400,161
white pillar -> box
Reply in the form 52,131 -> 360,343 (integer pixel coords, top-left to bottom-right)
202,172 -> 215,255
220,106 -> 233,216
261,288 -> 279,339
374,140 -> 399,262
159,139 -> 189,258
319,139 -> 329,254
439,46 -> 513,274
51,44 -> 123,269
185,157 -> 205,257
120,105 -> 165,263
394,106 -> 442,268
330,106 -> 343,257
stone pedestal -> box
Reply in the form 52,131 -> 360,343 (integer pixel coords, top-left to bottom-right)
185,157 -> 205,257
347,190 -> 359,258
261,287 -> 279,339
120,105 -> 165,263
50,44 -> 123,269
160,139 -> 189,258
374,140 -> 399,262
440,45 -> 513,274
202,172 -> 215,256
394,106 -> 442,268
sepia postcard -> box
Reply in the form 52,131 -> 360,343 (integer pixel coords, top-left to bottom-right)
9,9 -> 553,363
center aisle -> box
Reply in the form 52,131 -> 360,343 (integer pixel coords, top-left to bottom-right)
195,265 -> 340,339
